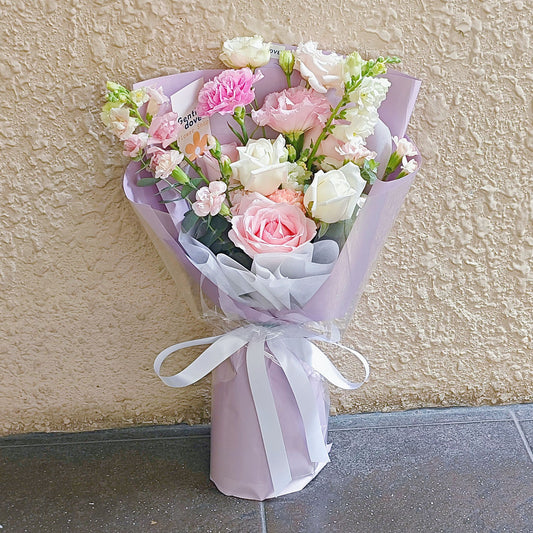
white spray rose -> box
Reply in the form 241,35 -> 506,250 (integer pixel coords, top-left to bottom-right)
304,162 -> 366,223
294,41 -> 345,94
231,135 -> 289,196
219,36 -> 271,69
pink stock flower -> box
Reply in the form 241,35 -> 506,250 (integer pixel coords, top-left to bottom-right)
251,86 -> 331,134
192,181 -> 228,217
228,195 -> 316,257
335,138 -> 377,165
147,111 -> 181,148
123,132 -> 148,158
267,188 -> 305,212
196,68 -> 264,117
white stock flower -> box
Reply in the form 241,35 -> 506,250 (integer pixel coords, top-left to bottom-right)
294,41 -> 345,94
304,162 -> 366,223
392,136 -> 418,158
129,88 -> 149,107
349,77 -> 391,109
231,135 -> 289,196
332,106 -> 380,142
219,35 -> 271,69
283,163 -> 307,191
401,155 -> 418,174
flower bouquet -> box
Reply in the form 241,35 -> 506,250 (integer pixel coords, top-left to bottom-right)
102,36 -> 421,500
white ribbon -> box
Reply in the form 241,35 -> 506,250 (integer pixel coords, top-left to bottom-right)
154,324 -> 369,495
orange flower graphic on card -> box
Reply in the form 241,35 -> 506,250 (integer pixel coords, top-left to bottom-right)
185,131 -> 209,161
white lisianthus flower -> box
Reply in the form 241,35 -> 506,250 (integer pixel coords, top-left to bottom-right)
392,136 -> 418,158
231,135 -> 289,196
294,41 -> 345,94
219,35 -> 271,69
332,106 -> 380,142
304,162 -> 366,223
349,77 -> 391,109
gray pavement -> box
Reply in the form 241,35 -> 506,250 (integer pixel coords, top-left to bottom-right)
1,404 -> 532,532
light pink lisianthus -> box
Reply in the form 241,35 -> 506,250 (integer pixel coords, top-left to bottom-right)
267,188 -> 305,213
196,68 -> 263,117
147,111 -> 182,148
228,195 -> 316,257
192,181 -> 228,216
251,86 -> 331,134
123,132 -> 148,158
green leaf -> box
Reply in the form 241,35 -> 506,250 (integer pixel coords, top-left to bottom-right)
137,177 -> 160,187
181,210 -> 200,233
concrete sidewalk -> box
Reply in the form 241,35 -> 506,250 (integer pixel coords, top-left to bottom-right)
1,404 -> 532,532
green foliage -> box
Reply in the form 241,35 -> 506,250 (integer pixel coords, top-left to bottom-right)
360,159 -> 378,185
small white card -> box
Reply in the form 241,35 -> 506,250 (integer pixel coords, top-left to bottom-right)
170,78 -> 212,161
269,44 -> 287,60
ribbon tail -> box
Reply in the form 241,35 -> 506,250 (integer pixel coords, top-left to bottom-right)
246,337 -> 292,495
286,338 -> 370,390
268,339 -> 330,464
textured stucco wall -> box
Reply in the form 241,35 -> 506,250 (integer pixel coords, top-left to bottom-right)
1,0 -> 531,435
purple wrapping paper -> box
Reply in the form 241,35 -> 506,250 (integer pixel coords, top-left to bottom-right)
210,349 -> 329,499
124,56 -> 421,499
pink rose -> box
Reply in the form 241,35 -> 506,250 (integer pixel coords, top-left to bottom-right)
228,195 -> 316,258
196,68 -> 264,117
147,111 -> 181,148
251,86 -> 331,134
123,132 -> 148,158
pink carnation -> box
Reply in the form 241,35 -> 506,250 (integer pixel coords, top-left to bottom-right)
251,86 -> 331,134
196,68 -> 263,117
192,181 -> 227,217
267,188 -> 305,212
147,111 -> 181,148
228,195 -> 316,258
123,132 -> 148,158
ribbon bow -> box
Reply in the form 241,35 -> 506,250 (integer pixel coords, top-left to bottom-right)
154,323 -> 369,495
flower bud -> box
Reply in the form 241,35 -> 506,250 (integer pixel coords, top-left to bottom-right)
208,135 -> 222,159
171,166 -> 190,185
279,50 -> 295,76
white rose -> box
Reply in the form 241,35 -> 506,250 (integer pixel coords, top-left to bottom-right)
219,35 -> 271,69
231,135 -> 289,196
294,41 -> 345,94
304,162 -> 366,223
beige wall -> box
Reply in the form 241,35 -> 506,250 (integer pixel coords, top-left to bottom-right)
1,0 -> 531,435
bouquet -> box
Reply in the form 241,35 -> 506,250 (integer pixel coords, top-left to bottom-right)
102,36 -> 421,500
